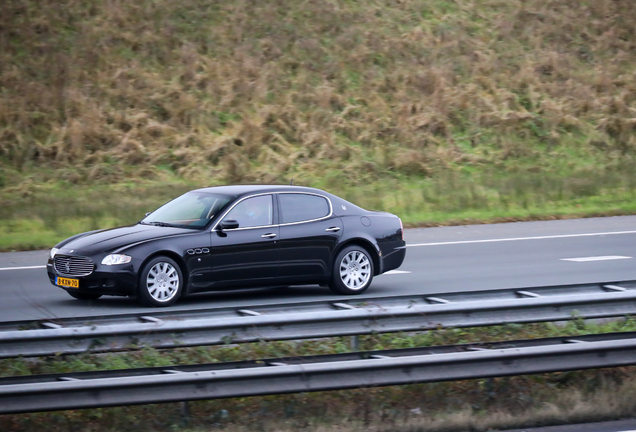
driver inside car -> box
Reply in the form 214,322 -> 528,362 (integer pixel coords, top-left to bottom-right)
229,195 -> 273,228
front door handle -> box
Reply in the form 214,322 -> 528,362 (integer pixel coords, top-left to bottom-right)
325,227 -> 341,232
261,233 -> 277,239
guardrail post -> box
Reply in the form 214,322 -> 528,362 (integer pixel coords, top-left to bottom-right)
181,401 -> 190,423
485,377 -> 495,400
351,335 -> 359,350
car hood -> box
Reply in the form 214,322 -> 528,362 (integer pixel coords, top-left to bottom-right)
57,224 -> 200,255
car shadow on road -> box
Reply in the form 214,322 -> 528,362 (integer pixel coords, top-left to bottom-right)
56,285 -> 334,311
53,281 -> 396,316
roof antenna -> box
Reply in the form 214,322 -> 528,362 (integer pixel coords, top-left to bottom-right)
290,178 -> 293,186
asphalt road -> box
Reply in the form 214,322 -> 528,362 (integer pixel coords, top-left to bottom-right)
502,419 -> 636,432
1,216 -> 635,323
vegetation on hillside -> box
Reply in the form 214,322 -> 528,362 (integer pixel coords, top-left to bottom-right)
1,0 -> 635,245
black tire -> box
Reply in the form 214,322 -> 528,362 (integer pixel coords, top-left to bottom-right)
67,291 -> 102,301
329,245 -> 374,295
138,256 -> 183,307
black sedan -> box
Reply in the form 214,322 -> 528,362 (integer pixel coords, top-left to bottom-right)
47,185 -> 406,307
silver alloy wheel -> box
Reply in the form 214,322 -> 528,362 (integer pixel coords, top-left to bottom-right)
339,250 -> 371,291
146,261 -> 180,302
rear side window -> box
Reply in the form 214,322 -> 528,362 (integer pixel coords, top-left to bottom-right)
279,194 -> 330,224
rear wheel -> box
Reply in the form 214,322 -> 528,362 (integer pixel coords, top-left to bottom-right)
329,245 -> 374,295
138,256 -> 183,307
67,291 -> 102,301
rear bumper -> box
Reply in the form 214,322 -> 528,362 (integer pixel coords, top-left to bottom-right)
381,245 -> 406,274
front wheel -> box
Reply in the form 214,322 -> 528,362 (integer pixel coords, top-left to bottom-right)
329,246 -> 374,295
67,291 -> 102,301
138,256 -> 183,307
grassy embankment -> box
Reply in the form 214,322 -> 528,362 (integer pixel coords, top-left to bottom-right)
1,0 -> 636,250
2,319 -> 636,432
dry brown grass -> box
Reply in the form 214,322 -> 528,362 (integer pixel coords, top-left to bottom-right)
1,0 -> 635,190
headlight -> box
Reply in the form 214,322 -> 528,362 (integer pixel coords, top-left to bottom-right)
50,248 -> 59,259
101,254 -> 132,265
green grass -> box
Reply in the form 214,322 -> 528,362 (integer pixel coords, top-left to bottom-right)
3,163 -> 636,251
0,178 -> 194,250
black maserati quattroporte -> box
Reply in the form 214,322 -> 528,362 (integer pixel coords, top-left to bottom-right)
47,185 -> 406,306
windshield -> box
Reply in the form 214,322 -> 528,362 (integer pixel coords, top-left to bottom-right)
141,192 -> 234,229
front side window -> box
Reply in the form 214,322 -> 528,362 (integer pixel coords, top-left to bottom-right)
279,193 -> 330,224
142,192 -> 233,228
223,195 -> 273,229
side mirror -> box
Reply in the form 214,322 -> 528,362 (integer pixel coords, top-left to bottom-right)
145,212 -> 152,217
219,219 -> 239,230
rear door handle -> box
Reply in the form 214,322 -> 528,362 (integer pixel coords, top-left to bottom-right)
261,233 -> 277,239
325,227 -> 341,232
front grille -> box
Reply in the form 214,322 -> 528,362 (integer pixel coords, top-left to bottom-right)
54,255 -> 95,277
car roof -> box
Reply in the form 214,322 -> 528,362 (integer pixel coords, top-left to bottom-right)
191,185 -> 331,198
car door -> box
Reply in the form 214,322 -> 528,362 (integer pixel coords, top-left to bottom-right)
205,194 -> 280,288
277,192 -> 343,282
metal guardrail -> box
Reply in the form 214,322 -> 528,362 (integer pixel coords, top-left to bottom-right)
1,280 -> 636,358
2,331 -> 636,414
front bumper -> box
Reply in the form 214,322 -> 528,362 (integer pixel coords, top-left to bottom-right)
47,260 -> 138,297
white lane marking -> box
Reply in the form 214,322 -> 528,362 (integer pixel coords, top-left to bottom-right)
1,229 -> 635,270
561,256 -> 632,262
0,265 -> 47,271
385,270 -> 411,275
407,230 -> 636,247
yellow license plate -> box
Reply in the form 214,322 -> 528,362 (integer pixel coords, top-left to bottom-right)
57,277 -> 79,288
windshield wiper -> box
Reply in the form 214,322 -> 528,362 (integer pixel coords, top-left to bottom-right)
144,221 -> 179,227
